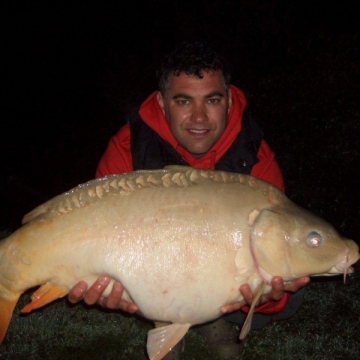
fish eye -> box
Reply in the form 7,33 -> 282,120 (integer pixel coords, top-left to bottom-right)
306,231 -> 323,247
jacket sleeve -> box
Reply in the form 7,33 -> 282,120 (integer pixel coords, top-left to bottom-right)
241,293 -> 291,314
95,124 -> 133,178
250,140 -> 285,192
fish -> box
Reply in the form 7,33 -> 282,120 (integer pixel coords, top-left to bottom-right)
0,166 -> 359,360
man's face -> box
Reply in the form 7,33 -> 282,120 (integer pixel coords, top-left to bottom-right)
157,71 -> 232,158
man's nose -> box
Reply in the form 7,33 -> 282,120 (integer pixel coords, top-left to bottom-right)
190,104 -> 208,123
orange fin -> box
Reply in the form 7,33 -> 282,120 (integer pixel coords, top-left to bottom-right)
21,282 -> 68,313
0,295 -> 20,343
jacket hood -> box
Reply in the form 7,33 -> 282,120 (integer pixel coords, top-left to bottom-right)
138,85 -> 247,169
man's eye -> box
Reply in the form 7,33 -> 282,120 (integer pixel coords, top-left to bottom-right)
176,100 -> 189,105
208,98 -> 220,104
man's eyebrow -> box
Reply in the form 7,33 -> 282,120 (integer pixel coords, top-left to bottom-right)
172,91 -> 224,100
173,93 -> 192,100
205,91 -> 224,98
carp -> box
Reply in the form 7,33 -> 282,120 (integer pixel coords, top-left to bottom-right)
0,166 -> 359,360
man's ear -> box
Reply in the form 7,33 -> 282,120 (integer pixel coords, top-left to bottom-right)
227,88 -> 233,114
156,91 -> 165,115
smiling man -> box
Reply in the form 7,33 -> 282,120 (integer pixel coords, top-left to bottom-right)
157,71 -> 230,158
68,40 -> 309,360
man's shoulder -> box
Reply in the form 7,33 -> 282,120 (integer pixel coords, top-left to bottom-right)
126,106 -> 142,124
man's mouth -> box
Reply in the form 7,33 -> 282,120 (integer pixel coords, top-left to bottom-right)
187,129 -> 209,135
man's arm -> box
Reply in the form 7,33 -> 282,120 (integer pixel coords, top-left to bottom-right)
251,140 -> 285,192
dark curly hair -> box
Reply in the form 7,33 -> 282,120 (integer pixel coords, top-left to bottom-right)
156,40 -> 231,95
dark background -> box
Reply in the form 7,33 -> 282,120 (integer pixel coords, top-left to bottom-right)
2,1 -> 359,243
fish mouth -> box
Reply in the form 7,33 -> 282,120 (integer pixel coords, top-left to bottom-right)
312,252 -> 359,283
313,266 -> 354,276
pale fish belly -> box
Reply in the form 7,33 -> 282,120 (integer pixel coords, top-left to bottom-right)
72,180 -> 260,324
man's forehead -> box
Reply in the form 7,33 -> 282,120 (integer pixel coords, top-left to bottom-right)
166,70 -> 225,92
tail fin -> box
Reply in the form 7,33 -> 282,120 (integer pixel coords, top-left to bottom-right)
0,295 -> 20,343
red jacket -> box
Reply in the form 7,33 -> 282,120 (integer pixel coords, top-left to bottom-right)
96,85 -> 290,314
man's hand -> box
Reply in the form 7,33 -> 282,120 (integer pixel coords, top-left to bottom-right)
221,276 -> 310,313
68,276 -> 138,313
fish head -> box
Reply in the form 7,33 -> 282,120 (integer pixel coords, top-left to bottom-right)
250,201 -> 360,282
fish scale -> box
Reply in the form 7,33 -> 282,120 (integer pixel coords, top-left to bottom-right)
0,166 -> 359,360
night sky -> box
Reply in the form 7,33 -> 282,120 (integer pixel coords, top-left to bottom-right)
3,1 -> 360,241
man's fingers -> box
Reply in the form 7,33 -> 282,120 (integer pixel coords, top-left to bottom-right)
239,284 -> 254,304
221,300 -> 246,313
102,282 -> 124,309
284,276 -> 310,292
83,276 -> 111,305
97,281 -> 139,313
68,281 -> 88,303
267,276 -> 285,301
68,277 -> 139,313
118,300 -> 139,313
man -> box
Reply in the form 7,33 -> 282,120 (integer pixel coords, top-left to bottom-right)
68,41 -> 309,359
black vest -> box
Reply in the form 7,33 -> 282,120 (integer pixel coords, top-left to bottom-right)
128,107 -> 263,174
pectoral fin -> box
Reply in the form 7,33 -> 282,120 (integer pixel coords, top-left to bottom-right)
147,322 -> 191,360
239,281 -> 266,340
21,282 -> 68,313
0,295 -> 20,343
